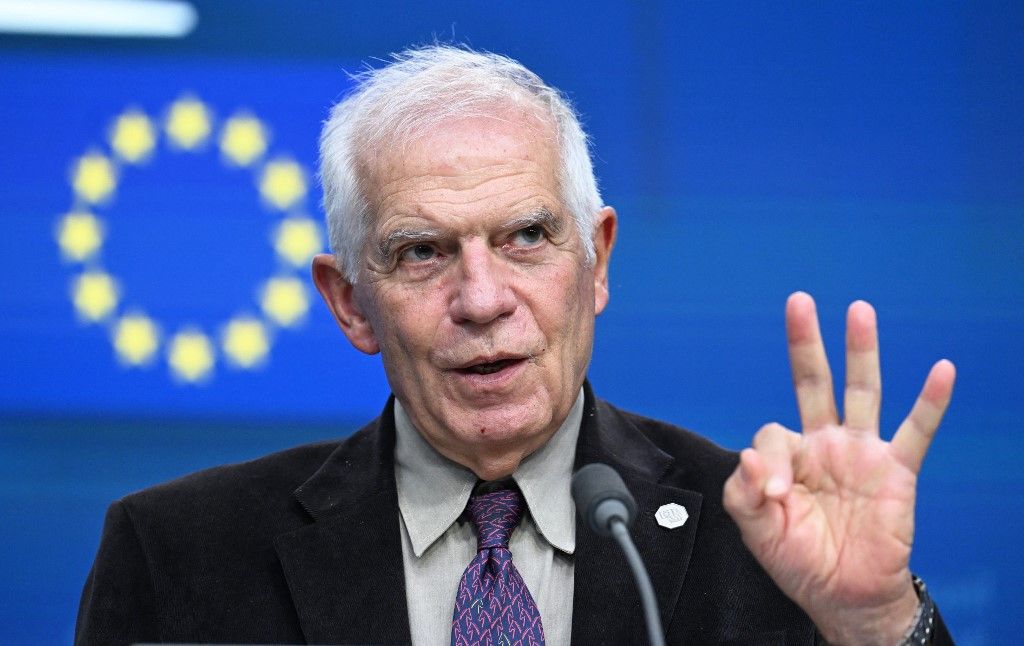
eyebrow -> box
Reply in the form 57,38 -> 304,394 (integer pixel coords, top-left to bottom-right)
503,208 -> 565,237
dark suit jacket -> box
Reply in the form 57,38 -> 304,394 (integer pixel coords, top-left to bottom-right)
76,384 -> 952,644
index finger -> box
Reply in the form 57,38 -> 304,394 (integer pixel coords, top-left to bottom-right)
786,292 -> 839,431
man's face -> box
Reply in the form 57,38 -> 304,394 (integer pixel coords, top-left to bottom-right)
314,112 -> 615,478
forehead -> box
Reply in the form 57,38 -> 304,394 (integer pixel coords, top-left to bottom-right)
362,114 -> 561,228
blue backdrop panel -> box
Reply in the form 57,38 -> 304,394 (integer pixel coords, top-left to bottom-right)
0,1 -> 1020,643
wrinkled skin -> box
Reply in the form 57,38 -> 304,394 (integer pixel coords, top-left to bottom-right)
313,113 -> 616,480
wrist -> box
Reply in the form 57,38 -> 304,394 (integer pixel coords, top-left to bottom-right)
816,581 -> 921,646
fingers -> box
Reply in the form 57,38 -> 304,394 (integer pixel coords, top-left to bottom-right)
786,292 -> 839,431
891,359 -> 956,473
844,300 -> 882,432
723,423 -> 801,547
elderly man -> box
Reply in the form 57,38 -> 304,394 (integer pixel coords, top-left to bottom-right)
77,46 -> 956,645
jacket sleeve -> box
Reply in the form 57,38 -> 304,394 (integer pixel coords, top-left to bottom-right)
932,606 -> 955,645
75,500 -> 160,646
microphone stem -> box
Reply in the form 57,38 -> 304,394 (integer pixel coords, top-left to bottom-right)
610,518 -> 666,646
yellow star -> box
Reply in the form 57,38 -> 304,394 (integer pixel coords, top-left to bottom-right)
273,217 -> 323,266
259,159 -> 306,210
71,271 -> 119,322
220,113 -> 269,166
222,316 -> 271,368
167,328 -> 215,383
56,211 -> 105,261
112,313 -> 160,366
260,277 -> 308,327
71,152 -> 117,204
110,109 -> 156,163
165,96 -> 212,150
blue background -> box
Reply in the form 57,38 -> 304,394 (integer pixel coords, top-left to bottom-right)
1,1 -> 1021,642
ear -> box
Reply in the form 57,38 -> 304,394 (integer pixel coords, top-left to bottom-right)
592,206 -> 617,315
311,253 -> 380,354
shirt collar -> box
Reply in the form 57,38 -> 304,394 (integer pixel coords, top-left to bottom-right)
511,391 -> 582,555
393,390 -> 583,558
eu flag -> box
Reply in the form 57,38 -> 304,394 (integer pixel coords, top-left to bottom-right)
0,54 -> 390,421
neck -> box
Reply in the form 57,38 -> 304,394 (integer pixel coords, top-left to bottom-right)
438,430 -> 555,481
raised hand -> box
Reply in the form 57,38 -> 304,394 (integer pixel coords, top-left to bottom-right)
723,292 -> 955,645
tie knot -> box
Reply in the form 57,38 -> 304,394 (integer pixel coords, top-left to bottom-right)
466,488 -> 525,549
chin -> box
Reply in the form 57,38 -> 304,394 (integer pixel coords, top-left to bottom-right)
454,400 -> 552,445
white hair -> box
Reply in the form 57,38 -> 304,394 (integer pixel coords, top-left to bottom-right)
319,44 -> 603,281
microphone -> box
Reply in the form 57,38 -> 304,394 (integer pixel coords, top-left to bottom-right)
572,464 -> 666,646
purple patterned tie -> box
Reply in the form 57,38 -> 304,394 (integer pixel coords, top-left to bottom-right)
451,488 -> 545,646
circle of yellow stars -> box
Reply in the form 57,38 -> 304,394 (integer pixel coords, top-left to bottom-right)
56,95 -> 324,384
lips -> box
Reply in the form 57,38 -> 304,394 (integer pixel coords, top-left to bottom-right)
458,358 -> 523,375
445,353 -> 531,393
451,353 -> 529,375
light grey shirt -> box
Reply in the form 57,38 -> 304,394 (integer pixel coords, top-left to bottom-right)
394,391 -> 584,646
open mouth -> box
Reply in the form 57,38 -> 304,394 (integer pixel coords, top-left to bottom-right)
457,358 -> 523,375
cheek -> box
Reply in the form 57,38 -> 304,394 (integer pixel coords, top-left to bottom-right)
529,264 -> 592,350
374,287 -> 446,359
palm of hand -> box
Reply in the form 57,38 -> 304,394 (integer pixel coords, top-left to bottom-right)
752,427 -> 917,611
723,293 -> 955,644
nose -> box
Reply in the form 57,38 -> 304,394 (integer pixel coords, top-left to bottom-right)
448,240 -> 517,325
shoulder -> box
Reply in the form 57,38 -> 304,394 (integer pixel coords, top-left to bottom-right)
114,419 -> 381,546
121,438 -> 338,512
594,397 -> 740,487
112,442 -> 330,561
79,432 -> 380,643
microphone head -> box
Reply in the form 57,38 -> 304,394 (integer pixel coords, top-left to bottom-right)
572,463 -> 638,536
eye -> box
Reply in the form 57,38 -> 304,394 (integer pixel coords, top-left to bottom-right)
400,243 -> 437,263
510,225 -> 545,247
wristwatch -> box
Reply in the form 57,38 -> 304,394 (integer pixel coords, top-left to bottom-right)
898,575 -> 936,645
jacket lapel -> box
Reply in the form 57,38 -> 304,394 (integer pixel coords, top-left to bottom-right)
572,384 -> 703,644
274,398 -> 412,645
